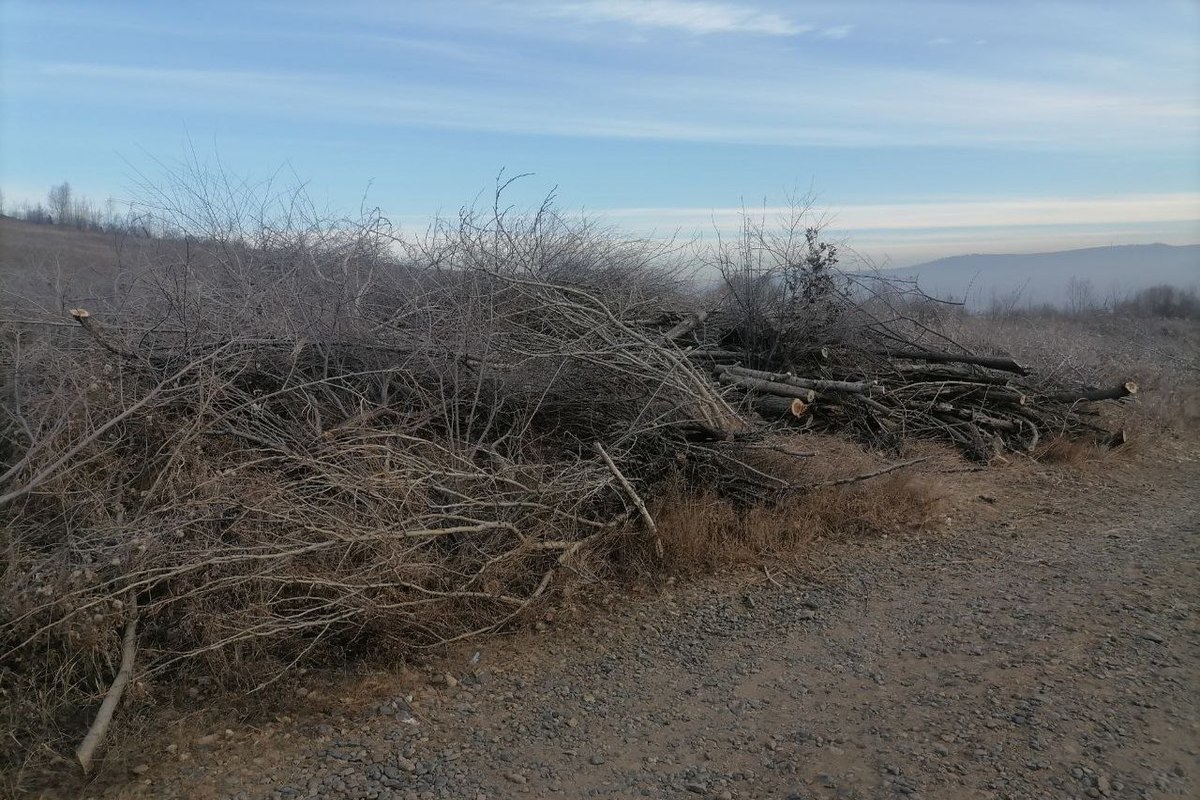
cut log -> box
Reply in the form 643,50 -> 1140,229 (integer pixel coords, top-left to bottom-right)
70,307 -> 137,359
752,395 -> 810,419
874,348 -> 1029,375
1048,382 -> 1138,402
718,365 -> 873,394
716,371 -> 817,402
659,310 -> 709,344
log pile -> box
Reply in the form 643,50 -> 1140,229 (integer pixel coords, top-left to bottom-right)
643,310 -> 1137,462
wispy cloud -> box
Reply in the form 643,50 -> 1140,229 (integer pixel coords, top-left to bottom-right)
16,59 -> 1195,152
549,0 -> 807,36
819,25 -> 854,39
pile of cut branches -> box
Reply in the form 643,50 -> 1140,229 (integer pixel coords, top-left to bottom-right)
687,339 -> 1135,462
0,193 -> 766,778
0,184 -> 1139,783
654,207 -> 1138,462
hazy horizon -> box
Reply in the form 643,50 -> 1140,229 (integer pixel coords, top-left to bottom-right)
2,1 -> 1199,266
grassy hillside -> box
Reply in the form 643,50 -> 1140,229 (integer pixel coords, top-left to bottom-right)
0,216 -> 184,311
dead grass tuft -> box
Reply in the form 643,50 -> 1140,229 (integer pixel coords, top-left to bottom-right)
654,437 -> 950,576
1032,435 -> 1114,467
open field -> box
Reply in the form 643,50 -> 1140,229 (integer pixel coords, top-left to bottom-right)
1,209 -> 1197,799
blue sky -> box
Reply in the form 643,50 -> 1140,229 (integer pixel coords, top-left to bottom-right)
1,0 -> 1198,266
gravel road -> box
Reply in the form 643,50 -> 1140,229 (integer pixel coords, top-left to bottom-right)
106,446 -> 1199,800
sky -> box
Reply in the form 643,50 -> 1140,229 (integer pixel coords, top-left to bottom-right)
1,0 -> 1198,266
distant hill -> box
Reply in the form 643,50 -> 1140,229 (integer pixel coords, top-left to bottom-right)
877,243 -> 1200,309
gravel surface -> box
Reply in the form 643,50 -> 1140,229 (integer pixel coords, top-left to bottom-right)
99,446 -> 1199,800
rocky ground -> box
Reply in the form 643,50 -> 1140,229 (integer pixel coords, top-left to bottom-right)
77,442 -> 1198,800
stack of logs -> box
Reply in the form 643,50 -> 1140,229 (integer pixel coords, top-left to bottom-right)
647,311 -> 1137,461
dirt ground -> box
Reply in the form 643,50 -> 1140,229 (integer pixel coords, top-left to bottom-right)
54,438 -> 1200,800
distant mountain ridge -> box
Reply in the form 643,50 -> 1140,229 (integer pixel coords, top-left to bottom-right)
877,243 -> 1200,309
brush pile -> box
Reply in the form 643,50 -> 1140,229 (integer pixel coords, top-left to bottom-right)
0,189 -> 1137,780
645,309 -> 1136,462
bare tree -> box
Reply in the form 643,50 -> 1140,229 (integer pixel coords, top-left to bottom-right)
47,182 -> 72,224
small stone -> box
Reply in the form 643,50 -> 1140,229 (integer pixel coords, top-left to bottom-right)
590,754 -> 606,765
443,673 -> 459,689
504,771 -> 527,785
683,782 -> 706,794
1141,631 -> 1165,643
396,755 -> 416,772
797,610 -> 816,621
195,733 -> 219,747
130,764 -> 149,775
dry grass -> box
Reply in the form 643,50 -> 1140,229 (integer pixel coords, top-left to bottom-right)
1031,435 -> 1109,467
654,435 -> 950,575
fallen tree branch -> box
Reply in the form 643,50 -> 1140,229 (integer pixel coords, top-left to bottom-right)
716,371 -> 817,402
719,365 -> 873,393
594,442 -> 662,558
1047,381 -> 1138,402
810,456 -> 932,488
76,594 -> 138,774
873,347 -> 1029,376
69,308 -> 139,360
